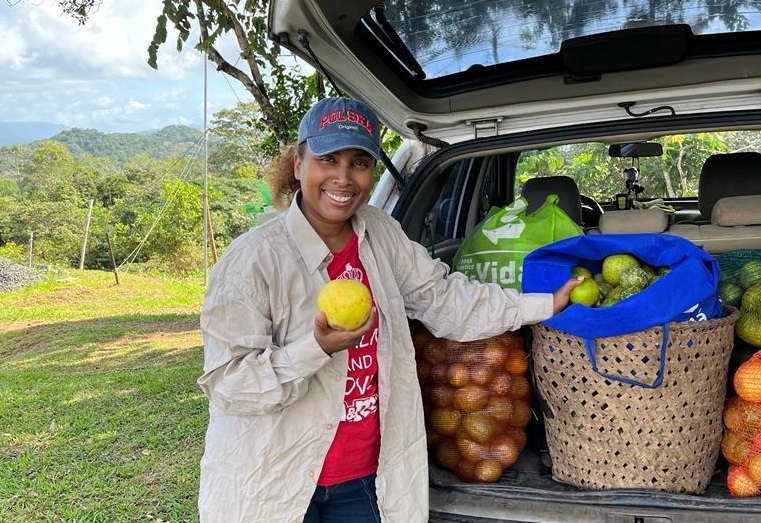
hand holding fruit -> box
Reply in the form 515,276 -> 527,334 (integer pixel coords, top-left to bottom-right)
314,308 -> 375,355
315,279 -> 375,355
552,276 -> 585,314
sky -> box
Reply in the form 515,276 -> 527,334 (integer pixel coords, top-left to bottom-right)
0,0 -> 272,134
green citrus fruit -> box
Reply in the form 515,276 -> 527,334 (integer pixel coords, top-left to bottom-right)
719,280 -> 744,308
619,266 -> 651,291
570,278 -> 600,306
739,259 -> 761,289
602,254 -> 641,286
571,266 -> 593,280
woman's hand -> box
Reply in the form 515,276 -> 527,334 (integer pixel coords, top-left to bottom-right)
314,308 -> 376,355
552,276 -> 584,315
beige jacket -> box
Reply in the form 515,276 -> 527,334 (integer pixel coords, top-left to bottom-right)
197,197 -> 553,523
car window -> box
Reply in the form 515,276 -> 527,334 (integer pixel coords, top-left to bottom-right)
514,130 -> 761,203
410,153 -> 510,248
418,159 -> 473,247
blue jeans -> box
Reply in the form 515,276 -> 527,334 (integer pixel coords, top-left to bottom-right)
303,472 -> 381,523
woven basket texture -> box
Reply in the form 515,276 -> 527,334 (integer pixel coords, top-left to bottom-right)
531,306 -> 740,493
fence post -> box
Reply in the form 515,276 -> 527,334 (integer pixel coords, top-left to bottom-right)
27,231 -> 33,268
79,198 -> 94,270
106,233 -> 119,285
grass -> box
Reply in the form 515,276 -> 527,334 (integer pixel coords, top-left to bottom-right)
0,269 -> 207,523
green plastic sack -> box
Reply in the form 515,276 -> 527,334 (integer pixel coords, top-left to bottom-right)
451,194 -> 583,291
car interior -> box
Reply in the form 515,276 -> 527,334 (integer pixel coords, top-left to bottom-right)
392,137 -> 761,266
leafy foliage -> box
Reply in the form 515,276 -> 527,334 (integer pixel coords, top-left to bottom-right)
516,131 -> 761,201
145,0 -> 326,152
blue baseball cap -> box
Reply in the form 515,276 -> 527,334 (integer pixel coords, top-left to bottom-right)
297,97 -> 381,159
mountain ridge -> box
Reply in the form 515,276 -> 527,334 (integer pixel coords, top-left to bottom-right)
0,124 -> 206,172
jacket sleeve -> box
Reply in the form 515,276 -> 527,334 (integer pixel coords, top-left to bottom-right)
378,214 -> 553,340
197,267 -> 331,416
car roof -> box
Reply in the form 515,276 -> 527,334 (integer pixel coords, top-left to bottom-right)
268,0 -> 761,143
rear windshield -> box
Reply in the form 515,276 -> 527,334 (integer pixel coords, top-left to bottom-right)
379,0 -> 761,79
514,130 -> 761,201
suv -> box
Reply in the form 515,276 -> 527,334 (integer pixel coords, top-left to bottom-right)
268,1 -> 761,521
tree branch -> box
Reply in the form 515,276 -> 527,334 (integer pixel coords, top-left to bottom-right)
193,1 -> 280,136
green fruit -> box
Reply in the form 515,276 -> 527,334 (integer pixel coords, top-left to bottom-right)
317,279 -> 372,330
602,254 -> 641,286
741,283 -> 761,311
736,282 -> 761,347
719,280 -> 744,308
600,296 -> 619,307
571,266 -> 594,280
619,266 -> 651,291
600,286 -> 622,306
597,281 -> 614,298
738,259 -> 761,289
619,286 -> 640,301
593,273 -> 605,285
570,278 -> 600,306
641,264 -> 656,279
657,266 -> 671,276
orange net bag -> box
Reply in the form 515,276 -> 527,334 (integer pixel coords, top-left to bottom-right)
411,321 -> 532,483
723,350 -> 761,497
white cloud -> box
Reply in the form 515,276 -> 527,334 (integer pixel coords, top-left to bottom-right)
0,0 -> 245,133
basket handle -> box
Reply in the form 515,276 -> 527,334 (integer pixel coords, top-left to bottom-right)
582,325 -> 669,388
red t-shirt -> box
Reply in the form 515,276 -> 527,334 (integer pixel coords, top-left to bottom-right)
318,232 -> 380,485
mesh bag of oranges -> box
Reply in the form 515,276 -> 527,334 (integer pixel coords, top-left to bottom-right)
722,350 -> 761,497
411,321 -> 532,483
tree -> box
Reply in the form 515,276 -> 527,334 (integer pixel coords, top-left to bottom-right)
208,100 -> 269,176
58,0 -> 325,158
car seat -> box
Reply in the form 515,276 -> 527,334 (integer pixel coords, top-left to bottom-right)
520,175 -> 583,226
667,151 -> 761,253
697,151 -> 761,221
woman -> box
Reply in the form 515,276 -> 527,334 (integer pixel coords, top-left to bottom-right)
197,97 -> 581,523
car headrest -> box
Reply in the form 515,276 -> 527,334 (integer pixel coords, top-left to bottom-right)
698,152 -> 761,218
521,175 -> 582,225
711,195 -> 761,226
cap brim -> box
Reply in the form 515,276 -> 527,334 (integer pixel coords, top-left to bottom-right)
306,134 -> 380,159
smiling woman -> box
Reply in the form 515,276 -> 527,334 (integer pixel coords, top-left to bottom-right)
195,95 -> 579,523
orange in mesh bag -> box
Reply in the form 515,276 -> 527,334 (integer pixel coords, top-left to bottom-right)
412,321 -> 531,483
722,350 -> 761,497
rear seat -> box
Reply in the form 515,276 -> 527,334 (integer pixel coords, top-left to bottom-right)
666,152 -> 761,253
667,194 -> 761,252
595,207 -> 669,234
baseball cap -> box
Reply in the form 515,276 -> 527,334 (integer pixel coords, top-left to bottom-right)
297,97 -> 381,159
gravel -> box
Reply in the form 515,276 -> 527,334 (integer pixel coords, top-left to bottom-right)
0,257 -> 42,292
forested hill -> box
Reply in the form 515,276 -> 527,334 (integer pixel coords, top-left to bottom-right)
50,125 -> 204,164
0,125 -> 204,170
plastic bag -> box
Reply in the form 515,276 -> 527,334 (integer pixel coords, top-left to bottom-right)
451,195 -> 583,291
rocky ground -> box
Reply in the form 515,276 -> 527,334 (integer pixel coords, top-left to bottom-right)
0,256 -> 42,292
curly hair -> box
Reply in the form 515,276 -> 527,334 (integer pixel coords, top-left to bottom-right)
264,143 -> 305,210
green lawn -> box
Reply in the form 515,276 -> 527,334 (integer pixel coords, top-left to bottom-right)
0,269 -> 207,523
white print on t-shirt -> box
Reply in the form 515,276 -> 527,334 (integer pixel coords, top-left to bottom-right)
337,263 -> 363,282
348,354 -> 373,371
333,262 -> 379,423
355,327 -> 378,349
344,395 -> 378,422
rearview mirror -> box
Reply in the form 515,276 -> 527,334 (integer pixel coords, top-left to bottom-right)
608,142 -> 663,158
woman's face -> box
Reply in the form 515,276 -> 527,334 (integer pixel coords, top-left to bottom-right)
294,146 -> 376,231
